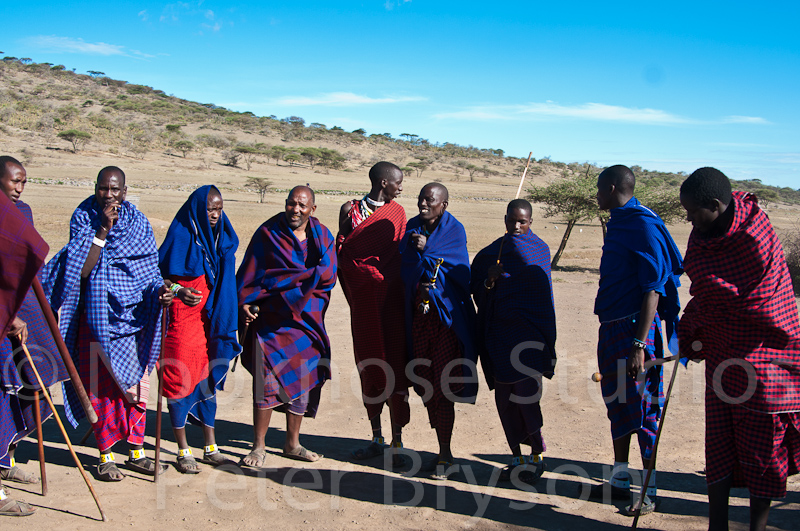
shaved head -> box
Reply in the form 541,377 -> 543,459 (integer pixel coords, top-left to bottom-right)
97,166 -> 126,185
507,198 -> 532,218
598,165 -> 635,195
368,161 -> 402,186
0,156 -> 22,178
288,185 -> 315,205
422,182 -> 449,202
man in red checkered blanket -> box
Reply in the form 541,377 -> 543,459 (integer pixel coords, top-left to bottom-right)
337,162 -> 409,468
679,167 -> 800,531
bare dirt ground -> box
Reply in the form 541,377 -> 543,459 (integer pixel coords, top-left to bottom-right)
2,144 -> 799,530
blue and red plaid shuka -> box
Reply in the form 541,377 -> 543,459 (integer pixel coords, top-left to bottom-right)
595,196 -> 682,455
236,214 -> 337,415
0,192 -> 48,467
680,191 -> 800,497
598,314 -> 663,456
41,196 -> 164,427
470,230 -> 556,386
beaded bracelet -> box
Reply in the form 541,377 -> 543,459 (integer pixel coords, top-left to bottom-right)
632,338 -> 647,349
170,283 -> 183,294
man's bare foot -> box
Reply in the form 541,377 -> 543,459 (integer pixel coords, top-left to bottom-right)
97,461 -> 124,482
0,466 -> 39,484
241,448 -> 267,467
0,492 -> 36,517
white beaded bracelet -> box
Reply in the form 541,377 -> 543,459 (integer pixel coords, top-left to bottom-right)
92,236 -> 107,248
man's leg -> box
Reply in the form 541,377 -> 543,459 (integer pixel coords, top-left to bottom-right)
171,426 -> 200,473
708,474 -> 732,531
0,444 -> 38,484
285,412 -> 321,460
589,433 -> 632,500
242,406 -> 272,467
749,496 -> 771,531
434,400 -> 455,463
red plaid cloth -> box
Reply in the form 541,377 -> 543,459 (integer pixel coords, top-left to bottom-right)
706,390 -> 800,498
337,200 -> 409,425
680,191 -> 800,412
681,191 -> 800,497
411,298 -> 462,429
78,314 -> 146,452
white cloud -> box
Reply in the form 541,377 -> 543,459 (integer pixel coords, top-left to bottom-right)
435,101 -> 770,127
159,2 -> 230,32
723,115 -> 771,124
138,9 -> 149,21
275,92 -> 426,107
23,35 -> 129,56
385,0 -> 412,10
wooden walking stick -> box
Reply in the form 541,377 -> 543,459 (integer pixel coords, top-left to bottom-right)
631,357 -> 680,528
19,342 -> 107,521
30,277 -> 98,424
496,152 -> 534,264
232,305 -> 259,372
154,303 -> 168,483
33,391 -> 47,496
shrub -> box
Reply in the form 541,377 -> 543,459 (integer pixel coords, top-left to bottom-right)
784,225 -> 800,295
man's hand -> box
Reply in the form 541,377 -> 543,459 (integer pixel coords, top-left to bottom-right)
178,287 -> 203,307
8,316 -> 27,345
410,233 -> 427,252
242,304 -> 259,325
99,202 -> 120,233
627,346 -> 645,380
486,263 -> 505,288
158,284 -> 174,307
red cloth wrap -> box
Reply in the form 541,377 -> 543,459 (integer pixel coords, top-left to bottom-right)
680,191 -> 800,496
337,200 -> 410,425
161,275 -> 211,399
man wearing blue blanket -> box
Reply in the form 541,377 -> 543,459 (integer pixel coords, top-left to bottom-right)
401,183 -> 477,480
590,165 -> 683,516
471,199 -> 555,486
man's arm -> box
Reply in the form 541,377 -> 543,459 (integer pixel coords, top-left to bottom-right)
81,203 -> 118,278
337,201 -> 353,239
627,290 -> 659,378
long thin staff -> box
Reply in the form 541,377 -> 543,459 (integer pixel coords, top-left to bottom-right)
496,152 -> 533,263
232,305 -> 259,372
631,358 -> 680,528
20,342 -> 107,521
154,306 -> 167,483
30,277 -> 98,424
33,391 -> 47,495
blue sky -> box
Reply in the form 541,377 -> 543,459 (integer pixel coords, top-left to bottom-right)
3,1 -> 799,187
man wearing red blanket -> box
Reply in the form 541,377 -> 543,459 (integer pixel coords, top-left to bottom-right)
679,167 -> 800,531
337,162 -> 409,468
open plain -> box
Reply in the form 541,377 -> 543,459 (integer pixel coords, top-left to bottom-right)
1,140 -> 799,531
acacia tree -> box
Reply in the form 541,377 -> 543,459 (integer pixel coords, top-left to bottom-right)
57,130 -> 91,153
300,147 -> 321,169
174,140 -> 195,158
528,171 -> 598,268
406,161 -> 428,178
245,177 -> 273,203
529,170 -> 685,267
235,145 -> 261,170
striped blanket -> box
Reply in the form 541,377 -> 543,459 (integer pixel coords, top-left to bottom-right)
237,214 -> 337,407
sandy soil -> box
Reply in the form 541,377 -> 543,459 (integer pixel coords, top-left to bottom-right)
1,145 -> 799,530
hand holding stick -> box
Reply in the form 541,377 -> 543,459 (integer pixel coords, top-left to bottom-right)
232,305 -> 259,372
